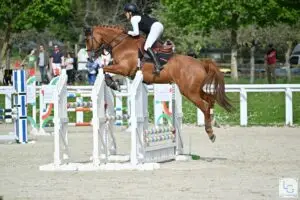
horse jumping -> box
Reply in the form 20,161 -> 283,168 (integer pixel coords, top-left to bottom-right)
85,25 -> 233,142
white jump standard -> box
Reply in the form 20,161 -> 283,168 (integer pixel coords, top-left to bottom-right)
39,69 -> 186,171
0,70 -> 28,143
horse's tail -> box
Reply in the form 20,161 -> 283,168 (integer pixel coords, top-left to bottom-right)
201,60 -> 233,112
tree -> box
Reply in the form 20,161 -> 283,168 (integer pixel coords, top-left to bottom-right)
277,0 -> 300,10
0,0 -> 71,68
51,0 -> 160,48
161,0 -> 300,81
153,6 -> 227,55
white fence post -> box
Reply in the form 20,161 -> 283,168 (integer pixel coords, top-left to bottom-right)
174,84 -> 184,155
76,94 -> 83,123
197,108 -> 205,126
240,88 -> 247,126
285,87 -> 293,126
115,96 -> 123,125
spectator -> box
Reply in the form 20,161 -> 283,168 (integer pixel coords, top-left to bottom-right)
265,44 -> 277,83
65,52 -> 75,85
37,45 -> 49,84
25,49 -> 37,78
76,46 -> 89,83
3,69 -> 12,85
87,56 -> 99,85
50,45 -> 64,77
77,47 -> 88,71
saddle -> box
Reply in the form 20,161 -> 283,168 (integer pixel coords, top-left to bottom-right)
152,41 -> 174,54
138,39 -> 175,66
138,39 -> 174,54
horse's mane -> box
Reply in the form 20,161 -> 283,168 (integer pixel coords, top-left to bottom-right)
94,25 -> 125,32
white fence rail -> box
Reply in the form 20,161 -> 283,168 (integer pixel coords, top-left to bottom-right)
197,84 -> 300,126
36,83 -> 300,126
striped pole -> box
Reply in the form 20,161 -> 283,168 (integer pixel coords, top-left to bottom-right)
69,122 -> 92,126
74,107 -> 92,112
5,92 -> 12,123
13,70 -> 28,143
0,108 -> 15,120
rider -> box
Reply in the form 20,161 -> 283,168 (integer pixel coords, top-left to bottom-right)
124,3 -> 164,74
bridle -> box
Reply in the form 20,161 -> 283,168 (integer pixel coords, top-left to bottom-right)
85,29 -> 103,57
86,27 -> 129,58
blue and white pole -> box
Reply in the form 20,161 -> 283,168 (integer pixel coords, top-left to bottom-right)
13,70 -> 28,143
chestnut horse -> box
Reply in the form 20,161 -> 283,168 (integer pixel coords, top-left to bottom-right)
85,25 -> 232,142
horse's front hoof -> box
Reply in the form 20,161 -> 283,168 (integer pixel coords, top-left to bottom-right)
116,84 -> 121,92
209,134 -> 216,143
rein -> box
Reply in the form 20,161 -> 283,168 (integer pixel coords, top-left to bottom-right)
104,32 -> 129,50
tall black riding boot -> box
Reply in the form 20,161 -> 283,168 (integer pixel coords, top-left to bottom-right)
147,48 -> 162,75
105,74 -> 121,91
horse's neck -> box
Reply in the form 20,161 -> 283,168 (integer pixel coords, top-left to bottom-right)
111,36 -> 141,65
125,36 -> 144,50
99,29 -> 123,44
110,34 -> 140,52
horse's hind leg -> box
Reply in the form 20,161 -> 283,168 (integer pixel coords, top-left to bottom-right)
184,91 -> 216,142
201,92 -> 216,142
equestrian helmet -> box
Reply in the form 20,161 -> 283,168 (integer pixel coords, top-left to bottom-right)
124,3 -> 138,13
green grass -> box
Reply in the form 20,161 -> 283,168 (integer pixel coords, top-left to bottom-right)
1,76 -> 299,126
213,92 -> 300,125
213,76 -> 300,125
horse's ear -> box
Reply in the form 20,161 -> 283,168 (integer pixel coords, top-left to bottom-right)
84,27 -> 92,35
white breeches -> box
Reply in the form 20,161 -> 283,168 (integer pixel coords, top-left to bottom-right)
144,22 -> 164,51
